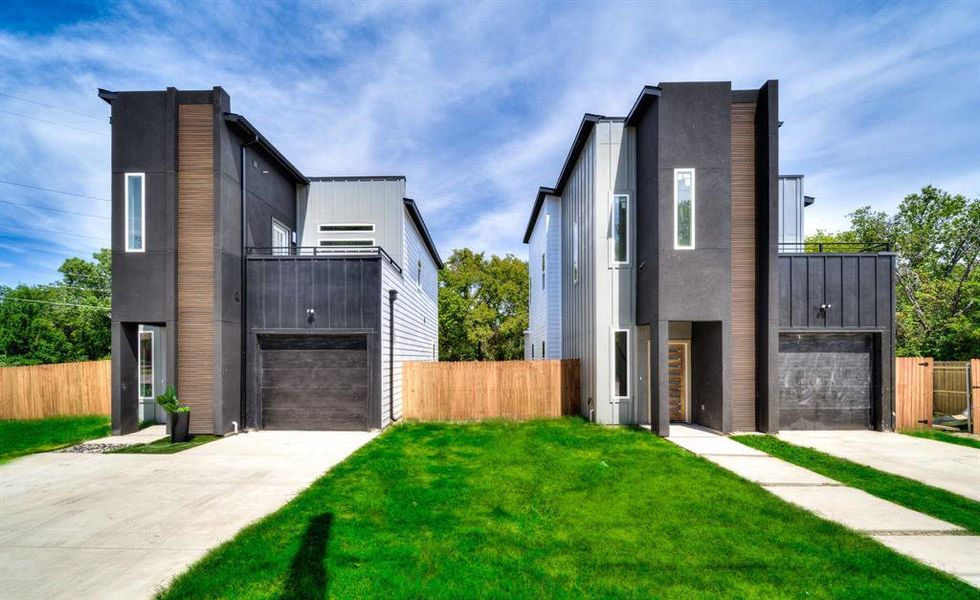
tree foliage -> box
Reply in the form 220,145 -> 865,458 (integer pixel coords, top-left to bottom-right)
805,186 -> 980,360
438,248 -> 528,361
0,249 -> 111,366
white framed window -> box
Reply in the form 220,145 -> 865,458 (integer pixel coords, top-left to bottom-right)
272,219 -> 290,256
138,326 -> 154,400
674,168 -> 695,249
572,221 -> 579,284
416,258 -> 422,289
611,193 -> 629,264
125,172 -> 145,252
319,223 -> 375,232
612,328 -> 630,399
318,239 -> 374,247
541,253 -> 546,289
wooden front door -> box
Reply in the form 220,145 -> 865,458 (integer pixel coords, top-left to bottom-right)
668,342 -> 689,422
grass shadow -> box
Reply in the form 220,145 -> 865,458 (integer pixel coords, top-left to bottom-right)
280,512 -> 332,600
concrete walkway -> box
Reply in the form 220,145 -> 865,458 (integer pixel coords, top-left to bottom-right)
0,429 -> 377,600
668,425 -> 980,587
779,429 -> 980,502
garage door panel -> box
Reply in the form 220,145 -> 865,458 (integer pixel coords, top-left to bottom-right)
261,349 -> 367,370
779,333 -> 872,430
259,334 -> 369,431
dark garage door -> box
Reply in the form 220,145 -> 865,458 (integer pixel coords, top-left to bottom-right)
259,335 -> 369,430
778,333 -> 872,430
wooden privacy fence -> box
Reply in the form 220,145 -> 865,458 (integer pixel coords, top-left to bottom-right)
973,359 -> 980,436
934,361 -> 971,415
0,360 -> 110,420
402,359 -> 580,421
895,357 -> 933,431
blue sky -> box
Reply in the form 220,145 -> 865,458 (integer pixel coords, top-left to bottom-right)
1,0 -> 978,286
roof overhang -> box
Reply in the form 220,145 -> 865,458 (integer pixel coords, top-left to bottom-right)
624,85 -> 662,126
223,113 -> 309,184
522,187 -> 557,244
403,198 -> 444,269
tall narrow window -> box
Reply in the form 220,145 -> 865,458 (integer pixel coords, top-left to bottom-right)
416,259 -> 423,289
573,221 -> 579,284
139,328 -> 154,399
541,253 -> 546,289
674,169 -> 695,249
541,341 -> 546,359
613,329 -> 629,398
612,194 -> 629,264
125,173 -> 145,252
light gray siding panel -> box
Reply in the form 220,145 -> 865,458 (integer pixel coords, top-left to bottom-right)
380,207 -> 438,428
298,179 -> 406,265
527,196 -> 562,359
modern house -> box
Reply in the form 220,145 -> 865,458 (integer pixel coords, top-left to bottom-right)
101,86 -> 441,435
523,81 -> 896,434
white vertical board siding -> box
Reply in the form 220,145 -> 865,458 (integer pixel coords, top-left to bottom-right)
592,122 -> 637,425
298,179 -> 406,264
527,196 -> 562,359
561,129 -> 597,419
380,207 -> 439,428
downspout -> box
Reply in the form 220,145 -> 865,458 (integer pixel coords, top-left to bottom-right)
388,289 -> 398,424
239,135 -> 259,432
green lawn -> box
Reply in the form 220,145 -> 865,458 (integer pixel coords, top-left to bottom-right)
904,428 -> 980,450
111,434 -> 220,454
159,420 -> 975,599
0,415 -> 110,463
733,435 -> 980,534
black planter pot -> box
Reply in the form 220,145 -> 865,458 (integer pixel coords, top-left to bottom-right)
169,411 -> 190,443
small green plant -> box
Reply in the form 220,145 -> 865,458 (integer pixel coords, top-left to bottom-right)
155,385 -> 190,414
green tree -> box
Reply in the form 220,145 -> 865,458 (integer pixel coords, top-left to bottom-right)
438,249 -> 528,361
0,249 -> 111,365
805,187 -> 979,359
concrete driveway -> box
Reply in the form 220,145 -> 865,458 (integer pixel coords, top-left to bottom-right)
779,430 -> 980,501
0,429 -> 376,600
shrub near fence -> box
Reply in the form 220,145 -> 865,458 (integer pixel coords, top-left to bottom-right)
402,359 -> 580,421
0,360 -> 110,419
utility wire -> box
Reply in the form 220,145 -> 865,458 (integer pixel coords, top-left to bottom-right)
0,110 -> 109,137
39,283 -> 111,293
0,181 -> 109,202
0,198 -> 109,220
0,228 -> 109,242
0,295 -> 110,311
0,92 -> 107,120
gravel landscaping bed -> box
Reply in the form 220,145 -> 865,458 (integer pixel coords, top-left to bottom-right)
57,443 -> 138,454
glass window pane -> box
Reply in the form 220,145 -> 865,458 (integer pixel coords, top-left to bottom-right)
676,171 -> 693,248
139,331 -> 153,398
127,175 -> 143,250
614,331 -> 628,397
613,195 -> 628,262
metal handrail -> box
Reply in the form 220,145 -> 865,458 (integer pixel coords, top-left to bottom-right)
778,242 -> 891,254
246,245 -> 403,273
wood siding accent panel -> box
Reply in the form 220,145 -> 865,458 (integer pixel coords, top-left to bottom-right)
731,102 -> 757,431
177,104 -> 215,434
402,360 -> 580,421
0,360 -> 110,419
895,357 -> 933,431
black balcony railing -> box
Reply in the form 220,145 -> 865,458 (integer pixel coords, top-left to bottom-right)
246,246 -> 402,273
778,242 -> 891,254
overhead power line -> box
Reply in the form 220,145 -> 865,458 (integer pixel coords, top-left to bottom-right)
0,110 -> 109,137
0,92 -> 107,120
0,198 -> 109,220
0,181 -> 109,202
0,227 -> 109,242
0,295 -> 111,311
40,283 -> 111,293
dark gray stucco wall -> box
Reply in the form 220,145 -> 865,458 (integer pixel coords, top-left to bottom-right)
109,89 -> 179,434
777,253 -> 896,430
245,256 -> 383,429
755,80 -> 780,433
